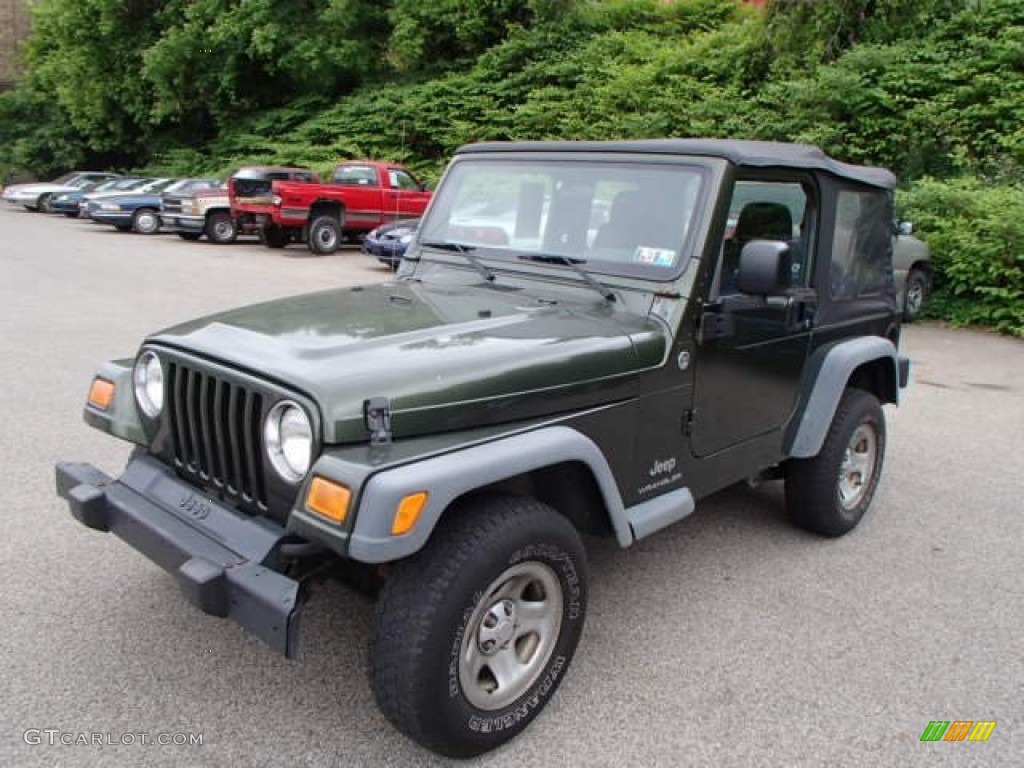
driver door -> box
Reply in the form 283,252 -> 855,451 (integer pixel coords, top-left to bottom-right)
691,176 -> 817,457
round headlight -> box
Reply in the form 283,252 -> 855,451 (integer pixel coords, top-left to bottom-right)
133,351 -> 164,418
399,232 -> 414,244
264,401 -> 313,483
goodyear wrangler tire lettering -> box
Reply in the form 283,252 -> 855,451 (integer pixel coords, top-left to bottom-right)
369,495 -> 588,758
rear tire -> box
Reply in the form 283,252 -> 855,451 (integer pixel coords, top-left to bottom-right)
37,193 -> 53,213
370,495 -> 587,758
204,211 -> 237,245
259,225 -> 289,249
132,208 -> 160,234
308,215 -> 342,255
902,269 -> 928,322
785,388 -> 886,537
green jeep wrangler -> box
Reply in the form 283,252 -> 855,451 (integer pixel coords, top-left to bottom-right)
56,140 -> 909,757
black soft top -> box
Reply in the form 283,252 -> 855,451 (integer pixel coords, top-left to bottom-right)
455,139 -> 897,190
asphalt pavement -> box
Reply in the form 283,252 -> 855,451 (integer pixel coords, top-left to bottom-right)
0,204 -> 1020,767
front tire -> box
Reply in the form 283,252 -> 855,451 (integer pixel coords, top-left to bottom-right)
132,208 -> 160,234
370,495 -> 587,758
308,215 -> 342,255
785,388 -> 886,537
204,211 -> 237,244
902,269 -> 928,322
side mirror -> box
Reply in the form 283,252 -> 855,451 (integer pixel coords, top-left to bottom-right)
737,240 -> 790,296
898,221 -> 914,236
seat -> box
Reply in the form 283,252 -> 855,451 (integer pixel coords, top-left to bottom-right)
592,189 -> 646,252
735,202 -> 793,243
542,183 -> 593,255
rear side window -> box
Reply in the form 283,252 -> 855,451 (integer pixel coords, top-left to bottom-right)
830,189 -> 892,300
333,165 -> 379,186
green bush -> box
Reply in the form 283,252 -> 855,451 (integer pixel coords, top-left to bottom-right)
897,178 -> 1024,336
2,0 -> 1023,336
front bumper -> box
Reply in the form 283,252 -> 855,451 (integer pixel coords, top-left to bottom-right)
5,191 -> 38,205
90,211 -> 133,226
362,239 -> 406,266
161,214 -> 205,233
56,455 -> 305,658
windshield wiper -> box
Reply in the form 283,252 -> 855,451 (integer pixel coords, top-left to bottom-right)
516,254 -> 616,302
419,240 -> 496,283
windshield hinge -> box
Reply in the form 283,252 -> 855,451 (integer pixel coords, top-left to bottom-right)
364,397 -> 393,446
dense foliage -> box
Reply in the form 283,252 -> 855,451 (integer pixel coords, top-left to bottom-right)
1,0 -> 1021,333
898,179 -> 1024,335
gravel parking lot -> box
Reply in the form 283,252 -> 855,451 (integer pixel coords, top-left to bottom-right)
1,205 -> 1020,767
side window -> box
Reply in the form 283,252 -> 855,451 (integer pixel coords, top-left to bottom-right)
719,180 -> 812,296
332,165 -> 379,186
389,169 -> 421,191
830,189 -> 892,300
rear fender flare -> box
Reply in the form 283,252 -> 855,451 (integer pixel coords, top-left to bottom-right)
786,337 -> 900,458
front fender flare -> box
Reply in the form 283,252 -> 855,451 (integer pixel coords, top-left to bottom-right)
347,426 -> 632,563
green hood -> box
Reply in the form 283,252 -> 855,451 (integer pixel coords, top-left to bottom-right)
149,281 -> 667,444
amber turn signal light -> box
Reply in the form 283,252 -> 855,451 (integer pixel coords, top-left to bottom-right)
391,492 -> 429,536
87,378 -> 115,410
306,477 -> 351,523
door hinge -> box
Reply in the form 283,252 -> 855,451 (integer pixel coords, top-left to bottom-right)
683,409 -> 695,437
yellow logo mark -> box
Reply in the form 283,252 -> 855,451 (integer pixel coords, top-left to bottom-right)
967,721 -> 997,742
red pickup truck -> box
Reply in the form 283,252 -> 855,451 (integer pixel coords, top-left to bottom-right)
230,161 -> 432,254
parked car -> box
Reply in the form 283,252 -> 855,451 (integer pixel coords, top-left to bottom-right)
87,179 -> 213,234
231,161 -> 431,255
362,218 -> 419,267
78,178 -> 157,219
1,171 -> 120,212
51,178 -> 148,218
893,225 -> 932,321
160,181 -> 238,244
227,166 -> 319,244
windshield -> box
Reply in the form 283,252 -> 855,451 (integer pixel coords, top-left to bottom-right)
419,159 -> 705,278
136,178 -> 175,193
164,178 -> 215,194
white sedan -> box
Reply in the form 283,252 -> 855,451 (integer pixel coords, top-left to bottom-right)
2,171 -> 120,212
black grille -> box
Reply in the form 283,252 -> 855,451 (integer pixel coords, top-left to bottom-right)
166,362 -> 267,511
162,195 -> 184,214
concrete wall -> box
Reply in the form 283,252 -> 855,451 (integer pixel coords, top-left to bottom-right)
0,0 -> 31,90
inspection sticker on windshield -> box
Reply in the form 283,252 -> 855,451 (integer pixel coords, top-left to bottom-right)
634,247 -> 675,267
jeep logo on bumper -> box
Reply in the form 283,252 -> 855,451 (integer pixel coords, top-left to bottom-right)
179,493 -> 212,520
